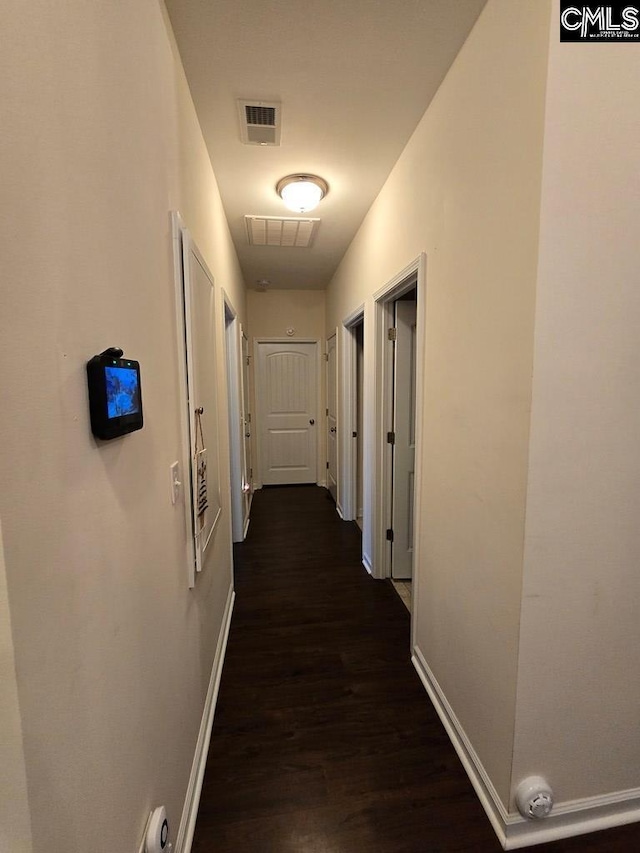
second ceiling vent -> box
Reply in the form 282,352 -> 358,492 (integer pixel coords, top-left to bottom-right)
237,100 -> 281,146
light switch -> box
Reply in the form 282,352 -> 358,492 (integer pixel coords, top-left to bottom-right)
170,461 -> 181,505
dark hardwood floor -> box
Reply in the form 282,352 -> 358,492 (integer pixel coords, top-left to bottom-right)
192,485 -> 640,852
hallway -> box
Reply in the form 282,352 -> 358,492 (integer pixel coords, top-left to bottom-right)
191,487 -> 640,852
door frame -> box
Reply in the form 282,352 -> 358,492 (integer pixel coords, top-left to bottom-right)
326,330 -> 339,511
340,305 -> 365,524
172,211 -> 196,587
253,337 -> 323,489
171,210 -> 224,588
240,330 -> 253,535
372,255 -> 427,602
222,291 -> 245,543
390,298 -> 418,580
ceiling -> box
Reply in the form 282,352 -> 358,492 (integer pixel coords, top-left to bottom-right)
165,0 -> 487,290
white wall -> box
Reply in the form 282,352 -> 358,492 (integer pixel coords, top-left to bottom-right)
0,1 -> 245,851
326,0 -> 551,806
0,521 -> 33,853
247,288 -> 326,340
513,2 -> 640,805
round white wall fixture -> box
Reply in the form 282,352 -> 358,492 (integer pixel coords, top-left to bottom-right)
145,806 -> 172,853
515,776 -> 554,820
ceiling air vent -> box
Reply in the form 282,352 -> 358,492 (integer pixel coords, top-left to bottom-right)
245,216 -> 319,248
238,100 -> 281,146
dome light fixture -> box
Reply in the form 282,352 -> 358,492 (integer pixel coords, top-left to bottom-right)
276,174 -> 328,213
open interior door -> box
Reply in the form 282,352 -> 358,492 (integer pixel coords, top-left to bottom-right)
391,299 -> 417,579
326,333 -> 338,502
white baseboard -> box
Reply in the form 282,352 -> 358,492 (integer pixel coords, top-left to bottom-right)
411,646 -> 510,846
411,646 -> 640,850
362,553 -> 373,575
504,787 -> 640,849
174,584 -> 235,853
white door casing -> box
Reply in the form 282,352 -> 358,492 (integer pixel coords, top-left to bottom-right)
391,299 -> 417,579
326,333 -> 338,503
372,254 -> 426,587
256,341 -> 319,485
176,221 -> 222,586
241,331 -> 253,531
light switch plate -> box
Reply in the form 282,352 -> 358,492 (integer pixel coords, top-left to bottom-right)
170,461 -> 181,505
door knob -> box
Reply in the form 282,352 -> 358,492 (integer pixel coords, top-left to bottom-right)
245,432 -> 251,438
330,427 -> 336,433
309,419 -> 315,425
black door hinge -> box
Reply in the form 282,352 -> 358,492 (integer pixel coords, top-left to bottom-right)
388,328 -> 397,342
387,431 -> 395,445
326,461 -> 330,469
386,528 -> 394,542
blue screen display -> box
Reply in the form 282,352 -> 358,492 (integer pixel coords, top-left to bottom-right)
105,366 -> 139,419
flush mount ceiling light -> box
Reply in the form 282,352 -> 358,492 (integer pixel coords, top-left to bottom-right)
276,174 -> 328,213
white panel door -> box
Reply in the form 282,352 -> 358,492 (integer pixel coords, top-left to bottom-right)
391,300 -> 417,579
257,342 -> 318,485
326,334 -> 338,502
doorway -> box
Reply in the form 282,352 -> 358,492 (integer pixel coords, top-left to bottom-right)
355,322 -> 364,531
390,292 -> 417,580
224,296 -> 250,543
372,256 -> 426,625
255,339 -> 320,486
339,308 -> 365,522
326,332 -> 338,504
241,331 -> 253,530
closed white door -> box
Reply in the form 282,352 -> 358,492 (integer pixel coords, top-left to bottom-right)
391,300 -> 417,579
326,334 -> 338,502
256,342 -> 318,485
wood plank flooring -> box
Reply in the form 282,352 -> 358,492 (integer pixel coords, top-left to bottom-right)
192,485 -> 640,852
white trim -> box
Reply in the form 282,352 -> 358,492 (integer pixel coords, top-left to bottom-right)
410,253 -> 427,649
338,325 -> 355,521
504,791 -> 640,850
326,329 -> 338,506
343,303 -> 366,328
412,646 -> 510,847
174,584 -> 235,853
181,233 -> 223,575
412,646 -> 640,849
171,211 -> 197,589
372,256 -> 424,580
362,553 -> 373,575
339,305 -> 365,522
223,293 -> 245,544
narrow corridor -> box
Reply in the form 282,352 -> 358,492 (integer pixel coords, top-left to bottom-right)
192,486 -> 640,853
